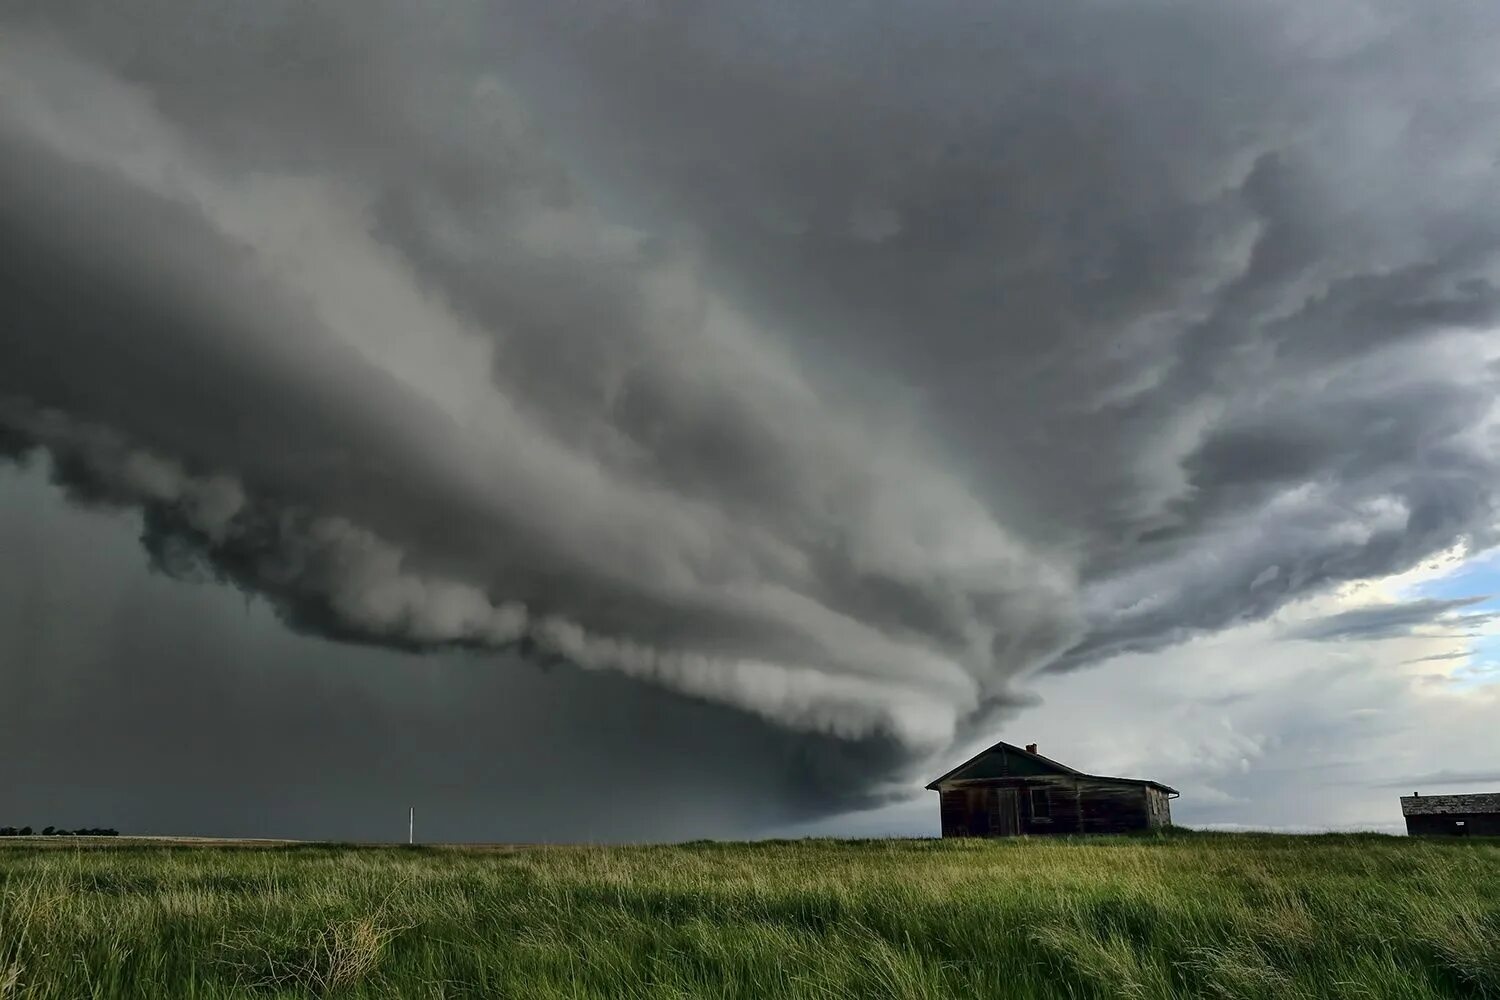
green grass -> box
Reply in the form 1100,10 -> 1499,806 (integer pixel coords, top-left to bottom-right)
1,832 -> 1497,999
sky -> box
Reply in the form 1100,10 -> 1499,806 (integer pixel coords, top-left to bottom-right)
2,0 -> 1498,841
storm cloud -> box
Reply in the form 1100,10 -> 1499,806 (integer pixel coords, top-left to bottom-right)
1379,770 -> 1500,790
3,0 -> 1500,815
1286,596 -> 1499,642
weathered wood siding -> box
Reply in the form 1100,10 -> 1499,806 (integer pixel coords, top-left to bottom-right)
936,776 -> 1169,838
1078,780 -> 1150,834
1400,793 -> 1500,836
940,789 -> 968,836
1145,787 -> 1173,828
1405,813 -> 1500,836
940,786 -> 1020,836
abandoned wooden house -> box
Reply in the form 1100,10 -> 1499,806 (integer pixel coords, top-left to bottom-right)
1399,791 -> 1500,836
927,741 -> 1178,837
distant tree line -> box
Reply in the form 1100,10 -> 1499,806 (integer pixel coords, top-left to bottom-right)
0,826 -> 119,836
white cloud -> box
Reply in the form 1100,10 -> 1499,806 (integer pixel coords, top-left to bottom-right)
822,560 -> 1500,836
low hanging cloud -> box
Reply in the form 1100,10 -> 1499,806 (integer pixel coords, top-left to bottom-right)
3,0 -> 1500,799
0,23 -> 1077,767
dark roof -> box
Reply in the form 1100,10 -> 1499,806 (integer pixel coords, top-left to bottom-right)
925,741 -> 1179,795
1400,792 -> 1500,816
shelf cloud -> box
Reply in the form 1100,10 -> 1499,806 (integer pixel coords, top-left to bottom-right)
4,0 -> 1500,810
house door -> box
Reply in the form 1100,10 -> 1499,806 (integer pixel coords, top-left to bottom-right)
991,789 -> 1019,836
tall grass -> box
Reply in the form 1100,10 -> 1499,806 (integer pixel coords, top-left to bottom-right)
0,832 -> 1496,998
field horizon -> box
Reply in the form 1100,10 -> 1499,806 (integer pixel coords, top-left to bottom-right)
2,830 -> 1497,999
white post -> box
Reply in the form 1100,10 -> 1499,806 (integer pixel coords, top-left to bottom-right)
408,806 -> 414,845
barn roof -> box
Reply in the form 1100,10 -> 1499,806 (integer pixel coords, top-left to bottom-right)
1399,792 -> 1500,816
925,741 -> 1178,795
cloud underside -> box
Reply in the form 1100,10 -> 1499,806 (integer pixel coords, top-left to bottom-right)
1287,596 -> 1499,642
2,0 -> 1500,799
1378,770 -> 1500,789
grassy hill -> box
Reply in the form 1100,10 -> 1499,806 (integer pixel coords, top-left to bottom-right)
1,832 -> 1497,998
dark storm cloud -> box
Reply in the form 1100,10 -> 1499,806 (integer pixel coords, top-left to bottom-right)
0,465 -> 910,839
0,12 -> 1076,766
490,0 -> 1500,677
3,0 -> 1500,808
1285,597 -> 1498,642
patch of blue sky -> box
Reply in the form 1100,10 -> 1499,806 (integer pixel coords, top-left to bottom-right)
1451,658 -> 1500,687
1405,545 -> 1500,688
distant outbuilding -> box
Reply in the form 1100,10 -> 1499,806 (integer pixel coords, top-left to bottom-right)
927,741 -> 1178,837
1400,792 -> 1500,836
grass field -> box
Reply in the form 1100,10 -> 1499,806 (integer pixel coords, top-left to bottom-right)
1,832 -> 1497,999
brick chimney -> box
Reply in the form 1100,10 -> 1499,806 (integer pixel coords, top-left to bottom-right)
1025,743 -> 1038,754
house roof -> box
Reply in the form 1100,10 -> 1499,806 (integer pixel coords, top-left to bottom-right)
925,740 -> 1179,795
1399,792 -> 1500,816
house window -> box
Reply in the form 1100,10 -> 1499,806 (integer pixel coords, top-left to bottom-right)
1031,788 -> 1052,820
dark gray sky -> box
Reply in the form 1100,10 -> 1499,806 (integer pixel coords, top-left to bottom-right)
2,0 -> 1498,839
